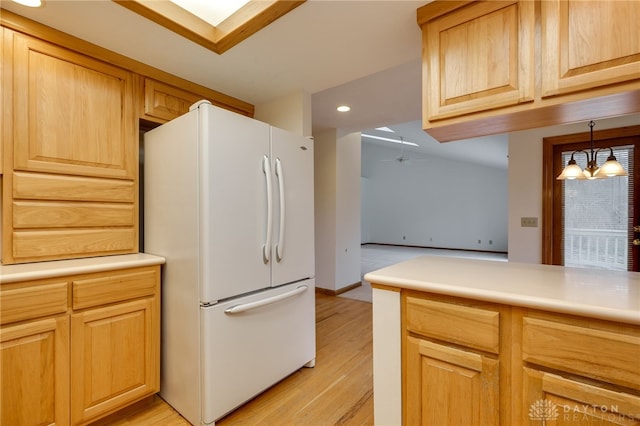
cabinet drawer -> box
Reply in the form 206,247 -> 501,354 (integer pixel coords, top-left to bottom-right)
13,172 -> 135,203
13,228 -> 136,263
72,268 -> 158,310
1,281 -> 68,324
405,296 -> 500,354
13,201 -> 135,228
522,317 -> 640,390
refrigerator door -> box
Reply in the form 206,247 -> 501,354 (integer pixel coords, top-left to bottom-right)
270,128 -> 315,287
199,104 -> 272,303
200,279 -> 316,424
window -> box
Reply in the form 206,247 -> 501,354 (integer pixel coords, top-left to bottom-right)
542,124 -> 640,272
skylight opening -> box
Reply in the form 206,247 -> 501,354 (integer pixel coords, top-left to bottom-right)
375,127 -> 395,133
170,0 -> 250,26
361,134 -> 419,147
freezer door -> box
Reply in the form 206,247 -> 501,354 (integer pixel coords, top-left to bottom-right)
199,104 -> 272,302
270,128 -> 315,287
200,280 -> 316,424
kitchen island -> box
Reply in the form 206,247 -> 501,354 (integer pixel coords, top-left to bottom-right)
365,256 -> 640,426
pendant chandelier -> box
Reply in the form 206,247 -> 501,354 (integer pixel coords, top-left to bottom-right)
556,121 -> 628,180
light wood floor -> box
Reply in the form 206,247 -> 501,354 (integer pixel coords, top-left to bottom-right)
90,292 -> 373,426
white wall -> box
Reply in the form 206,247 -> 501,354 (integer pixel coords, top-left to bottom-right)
335,131 -> 362,289
314,129 -> 338,291
313,129 -> 362,292
508,113 -> 640,263
254,91 -> 312,137
361,143 -> 508,252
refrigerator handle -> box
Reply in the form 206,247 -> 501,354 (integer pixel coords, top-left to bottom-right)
262,155 -> 273,264
224,285 -> 308,314
275,158 -> 285,262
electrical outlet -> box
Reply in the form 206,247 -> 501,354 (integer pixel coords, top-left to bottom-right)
521,217 -> 538,228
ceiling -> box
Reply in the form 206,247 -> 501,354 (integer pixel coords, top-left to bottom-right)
1,0 -> 507,169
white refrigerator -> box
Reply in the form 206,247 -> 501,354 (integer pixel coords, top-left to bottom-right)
144,100 -> 316,425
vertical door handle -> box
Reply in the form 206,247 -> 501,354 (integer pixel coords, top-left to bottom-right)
263,155 -> 273,263
275,158 -> 285,262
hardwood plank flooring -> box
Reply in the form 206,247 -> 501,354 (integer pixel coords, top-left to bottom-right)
90,292 -> 373,426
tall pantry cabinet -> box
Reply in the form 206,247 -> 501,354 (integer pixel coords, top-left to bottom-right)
2,15 -> 147,426
1,8 -> 257,425
2,29 -> 138,265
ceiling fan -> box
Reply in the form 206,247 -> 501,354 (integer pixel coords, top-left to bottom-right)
381,137 -> 425,164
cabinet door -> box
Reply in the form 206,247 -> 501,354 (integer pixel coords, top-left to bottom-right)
405,336 -> 499,425
422,1 -> 534,121
0,316 -> 70,426
541,0 -> 640,97
70,298 -> 159,424
142,78 -> 205,122
11,31 -> 136,180
523,368 -> 640,425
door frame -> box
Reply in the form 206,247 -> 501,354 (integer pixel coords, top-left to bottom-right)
542,125 -> 640,269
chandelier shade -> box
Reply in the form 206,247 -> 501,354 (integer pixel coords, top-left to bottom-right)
556,121 -> 628,180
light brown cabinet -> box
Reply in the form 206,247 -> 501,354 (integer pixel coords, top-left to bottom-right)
540,0 -> 640,98
10,31 -> 136,180
1,10 -> 254,265
403,292 -> 504,425
406,336 -> 499,425
0,262 -> 161,426
1,315 -> 70,426
400,291 -> 640,425
2,28 -> 138,264
142,78 -> 204,123
521,313 -> 640,425
140,77 -> 254,124
421,0 -> 534,121
417,0 -> 640,141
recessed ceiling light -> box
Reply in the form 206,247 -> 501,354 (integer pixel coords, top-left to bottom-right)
12,0 -> 42,6
337,105 -> 351,112
361,134 -> 419,147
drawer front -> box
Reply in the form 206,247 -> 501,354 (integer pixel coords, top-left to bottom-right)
13,228 -> 137,263
13,201 -> 134,228
522,317 -> 640,390
1,281 -> 68,324
72,268 -> 158,310
405,296 -> 500,354
13,172 -> 135,203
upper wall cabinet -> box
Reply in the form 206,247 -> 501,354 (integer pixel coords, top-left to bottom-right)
142,78 -> 204,123
1,10 -> 254,264
3,29 -> 139,264
540,0 -> 640,98
11,32 -> 136,180
417,0 -> 640,142
421,1 -> 534,121
140,78 -> 253,124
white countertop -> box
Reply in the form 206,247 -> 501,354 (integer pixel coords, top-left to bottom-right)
364,256 -> 640,325
0,253 -> 166,284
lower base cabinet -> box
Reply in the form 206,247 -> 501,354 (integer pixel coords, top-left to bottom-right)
524,368 -> 640,426
401,291 -> 640,425
1,316 -> 70,426
406,336 -> 499,425
71,297 -> 159,424
0,262 -> 161,426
